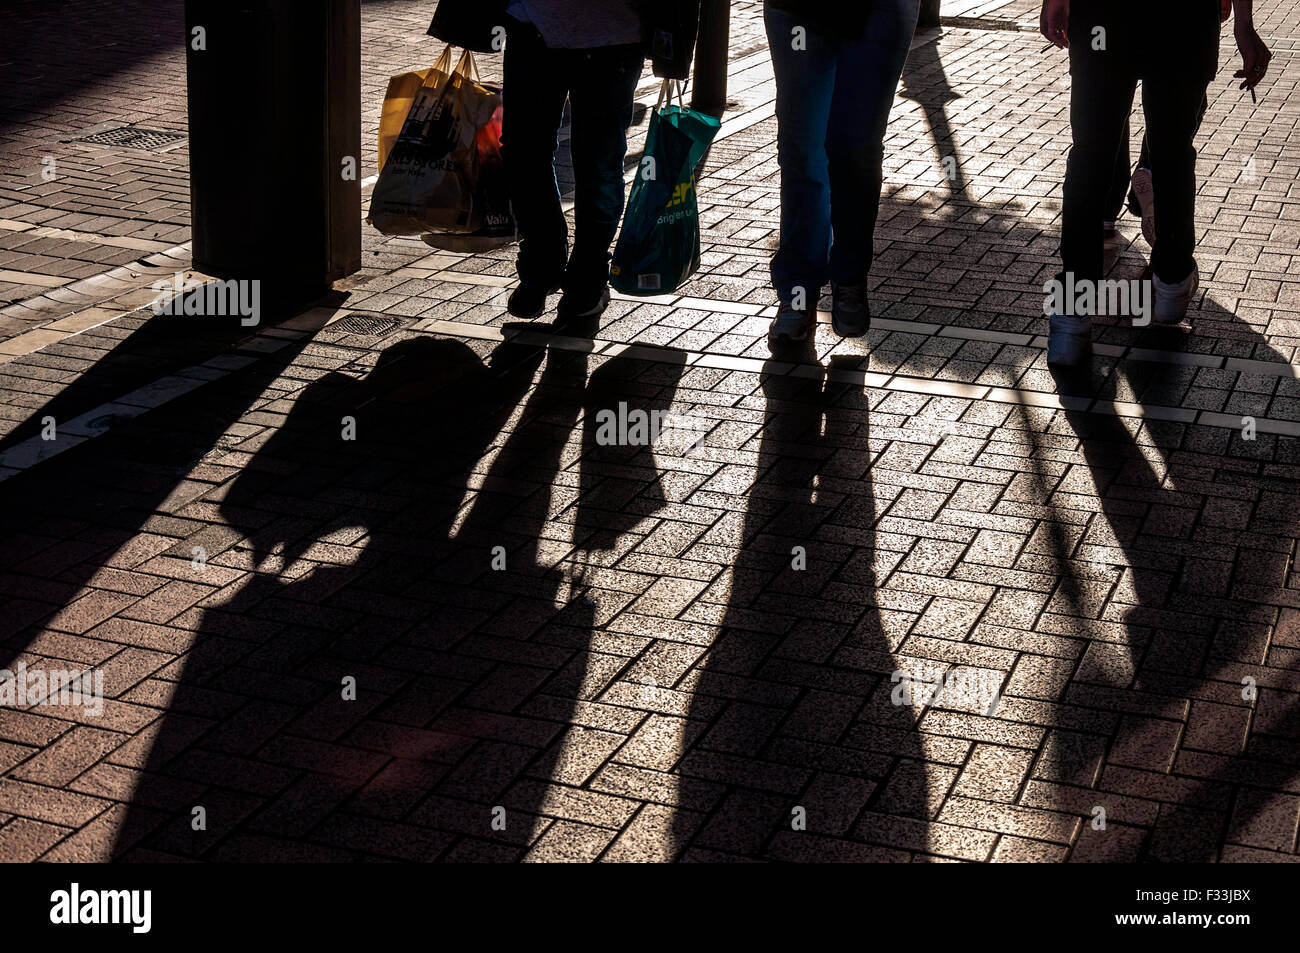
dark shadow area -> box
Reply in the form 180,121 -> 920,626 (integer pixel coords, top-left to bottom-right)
672,348 -> 931,860
106,333 -> 549,857
0,298 -> 343,454
0,313 -> 321,683
1030,292 -> 1300,861
105,335 -> 702,859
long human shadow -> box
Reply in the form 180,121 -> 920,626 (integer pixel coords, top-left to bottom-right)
669,348 -> 931,860
899,35 -> 970,202
1032,293 -> 1300,861
106,331 -> 699,859
459,344 -> 690,854
105,334 -> 549,857
656,32 -> 1025,859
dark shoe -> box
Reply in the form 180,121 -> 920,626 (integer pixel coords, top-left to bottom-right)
507,283 -> 559,320
1046,313 -> 1092,367
557,285 -> 610,321
831,281 -> 870,338
768,299 -> 814,344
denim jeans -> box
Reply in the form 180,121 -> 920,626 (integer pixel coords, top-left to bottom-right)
764,0 -> 920,301
502,20 -> 643,293
1061,0 -> 1219,293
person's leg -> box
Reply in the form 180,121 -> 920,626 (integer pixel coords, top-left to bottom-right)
1105,118 -> 1132,223
502,20 -> 571,297
1141,0 -> 1219,321
563,43 -> 644,306
1134,70 -> 1210,175
824,0 -> 920,289
1130,6 -> 1214,218
765,2 -> 836,306
1142,77 -> 1208,285
1061,1 -> 1138,284
1049,6 -> 1136,364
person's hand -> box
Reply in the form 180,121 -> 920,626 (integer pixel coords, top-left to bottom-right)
1040,0 -> 1069,48
1234,19 -> 1272,90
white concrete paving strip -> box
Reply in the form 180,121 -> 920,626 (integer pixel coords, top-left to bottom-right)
0,305 -> 340,481
3,288 -> 1291,486
3,259 -> 1296,482
0,269 -> 74,289
0,239 -> 196,329
0,218 -> 176,254
408,312 -> 1298,435
424,270 -> 1300,383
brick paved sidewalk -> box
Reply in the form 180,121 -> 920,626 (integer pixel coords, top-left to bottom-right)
0,1 -> 1298,862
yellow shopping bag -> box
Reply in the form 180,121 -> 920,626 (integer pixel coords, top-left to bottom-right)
369,45 -> 514,247
377,65 -> 438,173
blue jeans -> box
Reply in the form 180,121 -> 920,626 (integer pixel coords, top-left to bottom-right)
765,0 -> 920,301
502,19 -> 643,293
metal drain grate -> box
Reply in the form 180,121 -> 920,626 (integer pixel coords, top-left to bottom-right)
68,125 -> 187,152
333,314 -> 402,336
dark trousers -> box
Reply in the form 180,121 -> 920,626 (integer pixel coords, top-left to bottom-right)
501,21 -> 643,293
1105,93 -> 1210,221
1062,1 -> 1219,288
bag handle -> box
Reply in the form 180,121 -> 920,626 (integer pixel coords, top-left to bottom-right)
422,45 -> 479,97
655,78 -> 686,113
419,44 -> 458,102
455,47 -> 479,84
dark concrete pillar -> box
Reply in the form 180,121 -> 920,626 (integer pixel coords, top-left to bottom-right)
185,0 -> 361,315
690,0 -> 730,118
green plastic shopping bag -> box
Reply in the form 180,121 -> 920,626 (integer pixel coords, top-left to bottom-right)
611,81 -> 720,296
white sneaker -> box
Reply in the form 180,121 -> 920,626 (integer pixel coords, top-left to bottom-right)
1047,313 -> 1092,367
1131,168 -> 1155,247
1153,267 -> 1198,325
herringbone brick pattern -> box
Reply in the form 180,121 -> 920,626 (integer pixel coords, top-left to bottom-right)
0,0 -> 1298,862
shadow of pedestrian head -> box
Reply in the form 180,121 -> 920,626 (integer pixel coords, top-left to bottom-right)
217,335 -> 536,571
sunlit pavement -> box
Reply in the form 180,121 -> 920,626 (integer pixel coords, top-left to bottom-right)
0,0 -> 1298,862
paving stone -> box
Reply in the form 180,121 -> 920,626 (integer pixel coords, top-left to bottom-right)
2,0 -> 1300,865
